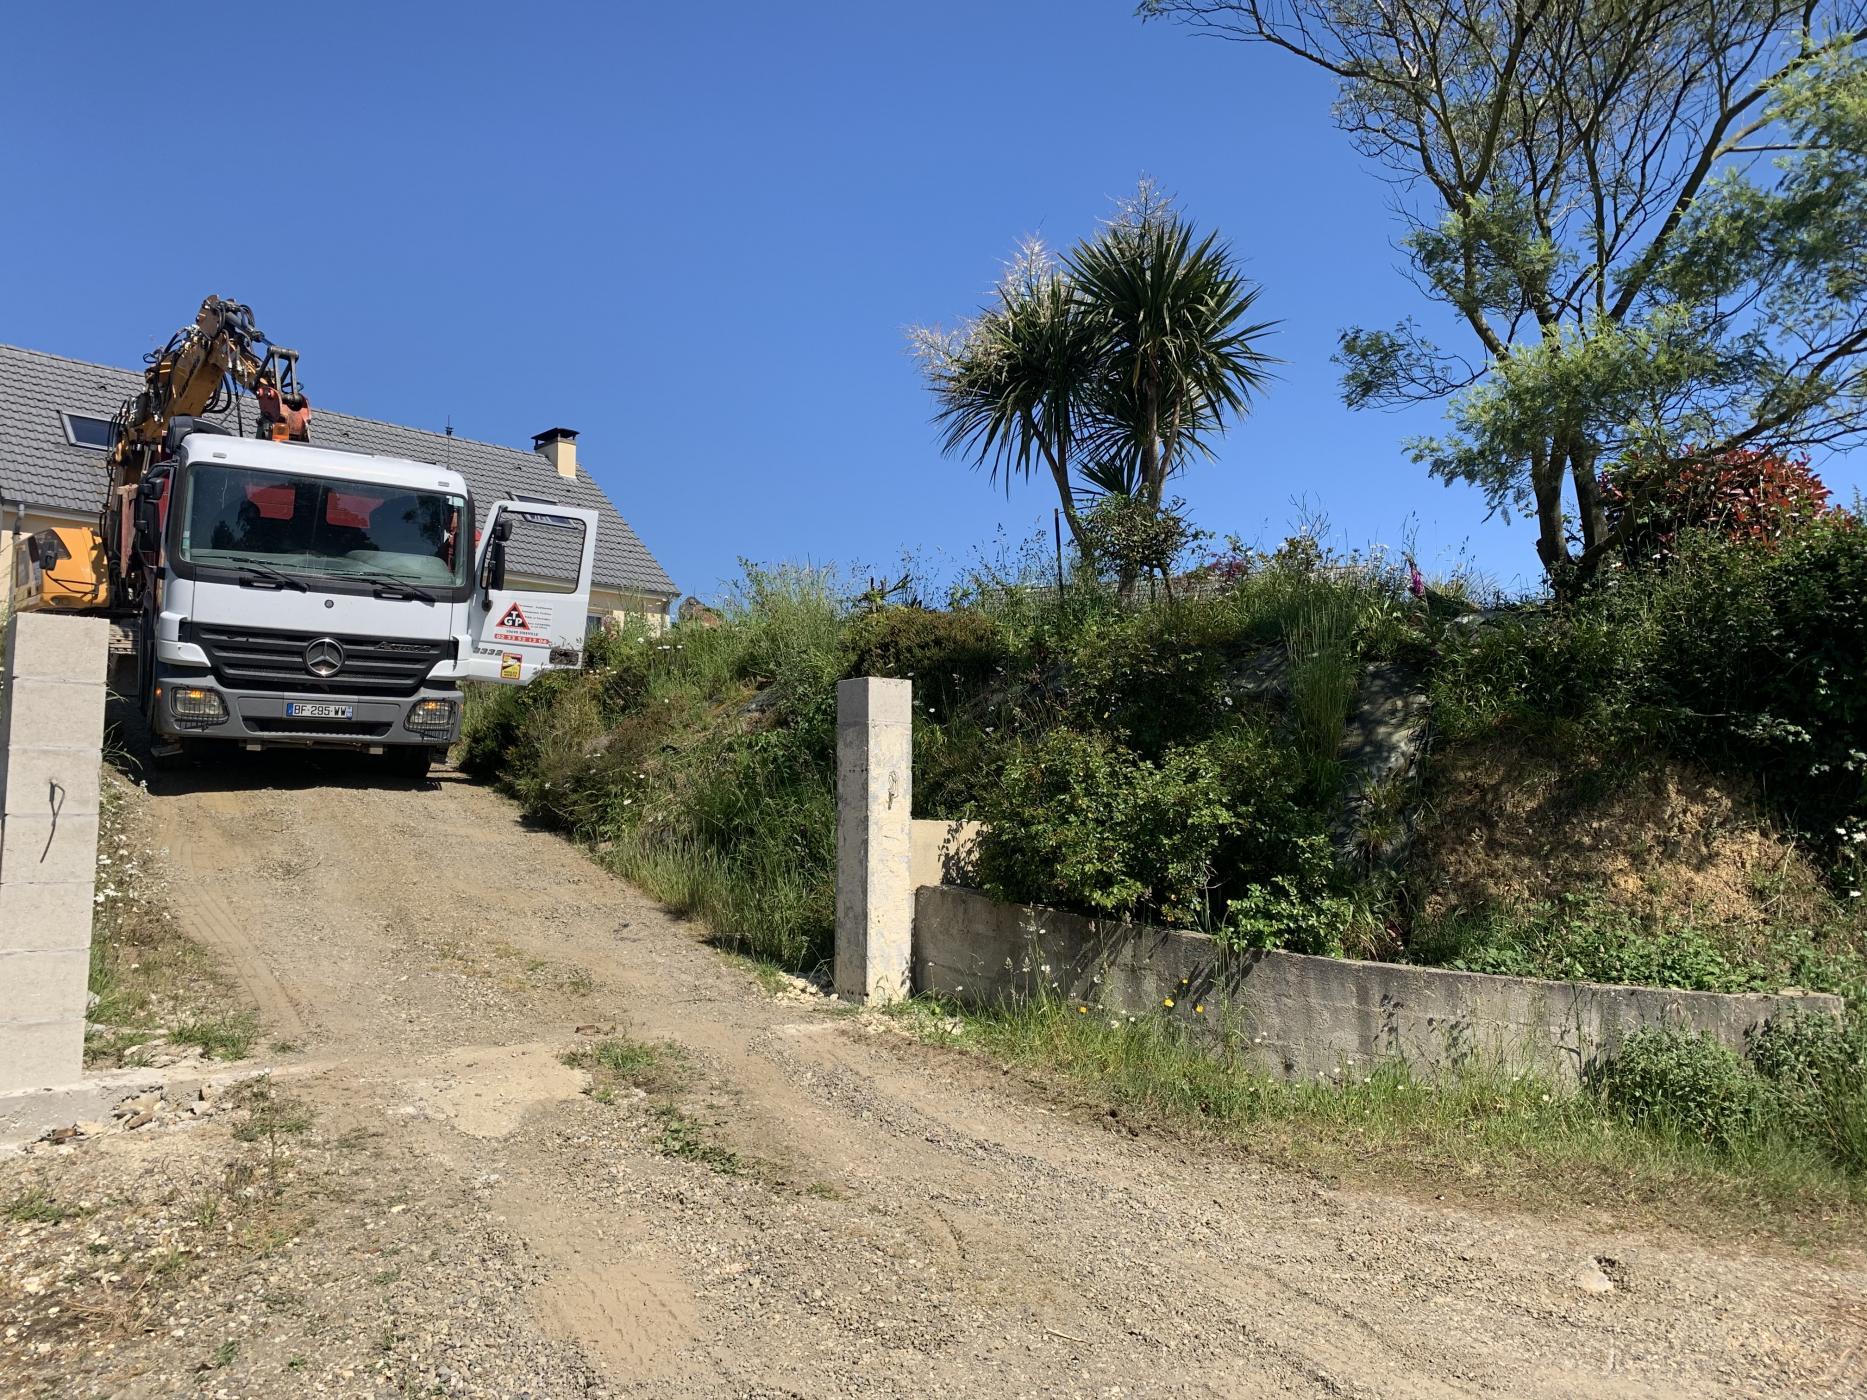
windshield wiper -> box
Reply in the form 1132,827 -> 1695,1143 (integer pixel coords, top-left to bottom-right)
343,571 -> 436,603
223,557 -> 308,592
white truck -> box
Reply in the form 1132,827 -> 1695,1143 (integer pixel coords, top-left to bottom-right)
17,297 -> 596,778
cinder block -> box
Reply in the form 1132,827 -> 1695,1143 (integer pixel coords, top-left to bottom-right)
0,1017 -> 84,1095
0,880 -> 96,954
0,747 -> 102,818
4,613 -> 109,685
0,677 -> 107,751
0,948 -> 91,1024
0,811 -> 102,886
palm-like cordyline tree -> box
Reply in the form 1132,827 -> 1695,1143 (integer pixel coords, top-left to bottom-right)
1070,211 -> 1277,511
912,187 -> 1277,562
909,238 -> 1103,554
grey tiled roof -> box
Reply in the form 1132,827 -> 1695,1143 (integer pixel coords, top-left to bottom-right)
0,343 -> 675,599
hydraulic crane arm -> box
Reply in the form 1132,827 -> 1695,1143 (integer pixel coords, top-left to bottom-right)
93,295 -> 312,615
105,294 -> 310,498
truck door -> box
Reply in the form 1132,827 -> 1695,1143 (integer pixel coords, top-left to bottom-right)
464,501 -> 598,685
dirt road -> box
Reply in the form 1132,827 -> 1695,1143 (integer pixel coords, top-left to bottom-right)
7,758 -> 1866,1397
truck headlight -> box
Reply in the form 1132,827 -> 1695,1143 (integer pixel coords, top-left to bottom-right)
405,698 -> 457,735
169,687 -> 226,725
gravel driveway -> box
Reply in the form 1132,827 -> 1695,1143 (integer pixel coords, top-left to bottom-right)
4,755 -> 1864,1397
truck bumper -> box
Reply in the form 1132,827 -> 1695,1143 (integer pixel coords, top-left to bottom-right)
151,664 -> 462,750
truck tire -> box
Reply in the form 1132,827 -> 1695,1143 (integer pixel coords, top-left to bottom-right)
148,740 -> 201,773
386,747 -> 435,781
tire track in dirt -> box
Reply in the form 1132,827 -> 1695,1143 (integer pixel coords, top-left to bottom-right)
157,789 -> 313,1043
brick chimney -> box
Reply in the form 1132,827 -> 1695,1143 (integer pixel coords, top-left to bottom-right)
532,427 -> 579,480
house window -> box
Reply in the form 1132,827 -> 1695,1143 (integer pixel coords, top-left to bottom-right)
60,413 -> 113,450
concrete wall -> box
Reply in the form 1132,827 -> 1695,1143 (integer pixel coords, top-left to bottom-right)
0,611 -> 109,1095
914,886 -> 1844,1085
910,819 -> 982,891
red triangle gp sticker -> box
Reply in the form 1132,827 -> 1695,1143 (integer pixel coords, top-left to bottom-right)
498,602 -> 530,631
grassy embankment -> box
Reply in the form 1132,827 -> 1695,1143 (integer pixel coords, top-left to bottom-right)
86,769 -> 259,1066
458,528 -> 1867,1232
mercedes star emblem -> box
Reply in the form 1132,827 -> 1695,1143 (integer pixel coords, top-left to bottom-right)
304,637 -> 346,678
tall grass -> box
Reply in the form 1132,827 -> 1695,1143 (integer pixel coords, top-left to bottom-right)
909,996 -> 1867,1240
459,564 -> 846,972
1281,580 -> 1362,790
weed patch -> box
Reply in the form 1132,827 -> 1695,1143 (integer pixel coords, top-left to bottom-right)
651,1104 -> 744,1175
902,996 -> 1867,1244
561,1035 -> 686,1097
170,1012 -> 260,1061
4,1186 -> 88,1226
87,771 -> 254,1067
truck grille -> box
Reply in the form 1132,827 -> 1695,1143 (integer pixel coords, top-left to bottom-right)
191,625 -> 446,696
246,717 -> 396,739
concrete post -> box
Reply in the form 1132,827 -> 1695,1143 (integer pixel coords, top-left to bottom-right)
834,676 -> 913,1003
0,612 -> 108,1094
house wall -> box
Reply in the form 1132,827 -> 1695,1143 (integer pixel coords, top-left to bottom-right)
587,586 -> 672,635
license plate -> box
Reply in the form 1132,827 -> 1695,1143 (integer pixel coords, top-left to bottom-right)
286,701 -> 353,720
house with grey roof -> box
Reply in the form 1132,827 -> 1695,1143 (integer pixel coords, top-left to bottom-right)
0,343 -> 676,629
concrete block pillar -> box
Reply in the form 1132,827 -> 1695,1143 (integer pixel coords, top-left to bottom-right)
0,612 -> 109,1094
834,677 -> 913,1004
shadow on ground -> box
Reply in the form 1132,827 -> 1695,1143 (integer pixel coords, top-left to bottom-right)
104,695 -> 443,797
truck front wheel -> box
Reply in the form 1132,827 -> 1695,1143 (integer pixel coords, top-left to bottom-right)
385,747 -> 436,781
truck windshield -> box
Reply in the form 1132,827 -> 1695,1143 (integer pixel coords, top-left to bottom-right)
179,463 -> 468,588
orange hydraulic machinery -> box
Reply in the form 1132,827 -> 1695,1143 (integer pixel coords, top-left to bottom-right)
12,526 -> 110,611
92,295 -> 311,613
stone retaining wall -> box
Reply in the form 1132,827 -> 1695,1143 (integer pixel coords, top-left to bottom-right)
913,886 -> 1843,1085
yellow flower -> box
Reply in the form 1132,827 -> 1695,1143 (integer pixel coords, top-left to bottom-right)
1163,997 -> 1175,1008
1077,1006 -> 1087,1014
1194,1004 -> 1205,1014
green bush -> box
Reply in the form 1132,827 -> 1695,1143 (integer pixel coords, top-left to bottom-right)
1748,1013 -> 1867,1172
1590,1029 -> 1764,1152
1591,1018 -> 1867,1173
1219,834 -> 1349,955
1432,517 -> 1867,853
458,526 -> 1862,999
1411,896 -> 1748,992
975,730 -> 1237,924
842,605 -> 1005,717
1060,598 -> 1247,756
456,679 -> 537,778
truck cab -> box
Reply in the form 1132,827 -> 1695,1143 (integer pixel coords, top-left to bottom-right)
140,430 -> 595,773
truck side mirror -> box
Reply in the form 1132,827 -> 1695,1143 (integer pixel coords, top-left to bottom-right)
479,516 -> 508,596
133,471 -> 169,562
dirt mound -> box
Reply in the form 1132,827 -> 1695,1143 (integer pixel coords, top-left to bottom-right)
1414,738 -> 1833,930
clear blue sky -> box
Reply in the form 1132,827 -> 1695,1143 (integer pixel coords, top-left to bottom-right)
4,3 -> 1857,601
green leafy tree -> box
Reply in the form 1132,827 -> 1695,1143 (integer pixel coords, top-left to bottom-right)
911,185 -> 1276,559
1079,492 -> 1210,599
1142,0 -> 1867,595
